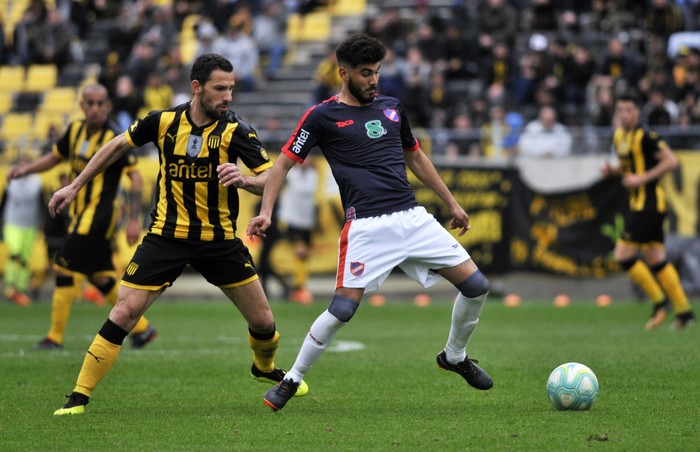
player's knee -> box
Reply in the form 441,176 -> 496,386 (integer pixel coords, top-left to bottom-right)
649,261 -> 668,273
328,294 -> 359,322
618,257 -> 638,271
456,270 -> 490,298
55,274 -> 74,287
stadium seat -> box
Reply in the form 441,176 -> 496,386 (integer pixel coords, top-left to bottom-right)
32,111 -> 66,141
0,65 -> 26,92
286,12 -> 331,42
331,0 -> 366,15
0,113 -> 33,142
24,64 -> 58,92
40,87 -> 77,114
0,91 -> 13,114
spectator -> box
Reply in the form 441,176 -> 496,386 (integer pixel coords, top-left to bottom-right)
311,44 -> 342,104
124,42 -> 158,87
646,0 -> 685,46
399,46 -> 433,128
195,20 -> 219,57
445,112 -> 481,159
589,83 -> 616,127
364,7 -> 412,52
278,156 -> 320,305
562,44 -> 596,105
214,17 -> 260,92
253,1 -> 288,80
597,36 -> 642,90
518,105 -> 572,157
112,74 -> 144,132
138,71 -> 173,119
477,0 -> 518,52
641,88 -> 678,127
480,103 -> 514,160
482,41 -> 515,94
1,152 -> 44,306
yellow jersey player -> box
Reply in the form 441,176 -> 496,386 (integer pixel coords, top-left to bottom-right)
602,91 -> 695,330
50,54 -> 308,415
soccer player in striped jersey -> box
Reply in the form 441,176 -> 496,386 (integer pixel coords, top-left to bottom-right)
248,34 -> 493,412
603,91 -> 695,330
7,84 -> 156,350
50,54 -> 307,416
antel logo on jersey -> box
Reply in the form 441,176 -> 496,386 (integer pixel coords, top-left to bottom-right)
336,119 -> 354,128
291,128 -> 310,153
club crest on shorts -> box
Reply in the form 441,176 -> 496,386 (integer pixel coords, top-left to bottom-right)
350,261 -> 365,277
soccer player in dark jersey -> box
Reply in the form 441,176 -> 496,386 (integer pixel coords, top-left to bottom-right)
7,84 -> 157,350
49,54 -> 308,415
247,34 -> 493,412
602,92 -> 695,330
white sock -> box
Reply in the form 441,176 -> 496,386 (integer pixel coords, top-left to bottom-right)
286,310 -> 345,383
444,292 -> 487,363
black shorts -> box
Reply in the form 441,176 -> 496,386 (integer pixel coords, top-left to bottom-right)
121,234 -> 258,290
621,211 -> 665,246
54,233 -> 114,276
286,226 -> 312,246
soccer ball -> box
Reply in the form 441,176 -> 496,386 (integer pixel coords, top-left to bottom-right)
546,362 -> 599,411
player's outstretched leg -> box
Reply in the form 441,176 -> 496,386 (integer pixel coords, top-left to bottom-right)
263,378 -> 300,411
436,351 -> 493,390
251,363 -> 309,397
54,392 -> 89,415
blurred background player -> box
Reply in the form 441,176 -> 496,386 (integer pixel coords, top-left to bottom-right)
602,91 -> 695,330
7,83 -> 156,350
278,155 -> 319,304
2,151 -> 44,306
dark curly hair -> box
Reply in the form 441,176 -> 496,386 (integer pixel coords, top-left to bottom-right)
335,33 -> 387,68
190,53 -> 233,85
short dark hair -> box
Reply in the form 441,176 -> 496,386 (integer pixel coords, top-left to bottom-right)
335,33 -> 387,68
616,90 -> 640,107
190,53 -> 233,85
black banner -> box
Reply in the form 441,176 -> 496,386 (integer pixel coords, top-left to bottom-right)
509,176 -> 627,276
410,166 -> 515,274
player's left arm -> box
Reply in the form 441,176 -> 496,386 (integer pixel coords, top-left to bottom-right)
404,148 -> 471,236
622,141 -> 678,189
217,164 -> 269,195
125,168 -> 144,245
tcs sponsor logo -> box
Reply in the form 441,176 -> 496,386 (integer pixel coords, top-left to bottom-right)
336,119 -> 354,128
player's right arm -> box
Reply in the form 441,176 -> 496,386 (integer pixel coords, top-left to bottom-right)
246,152 -> 297,239
7,152 -> 61,180
49,133 -> 134,217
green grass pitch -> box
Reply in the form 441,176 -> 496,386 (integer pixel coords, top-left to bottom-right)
1,297 -> 698,450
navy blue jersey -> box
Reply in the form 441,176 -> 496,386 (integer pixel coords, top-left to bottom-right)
281,95 -> 420,220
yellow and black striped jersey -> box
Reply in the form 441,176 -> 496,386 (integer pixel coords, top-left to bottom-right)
125,102 -> 272,241
612,126 -> 668,213
53,119 -> 138,239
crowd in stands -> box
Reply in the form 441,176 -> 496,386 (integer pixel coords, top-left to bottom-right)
2,0 -> 700,159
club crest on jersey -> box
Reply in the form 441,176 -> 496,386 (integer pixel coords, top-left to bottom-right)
350,261 -> 365,277
207,134 -> 221,150
383,109 -> 399,122
187,134 -> 202,157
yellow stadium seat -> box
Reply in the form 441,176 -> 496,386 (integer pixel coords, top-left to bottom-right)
0,91 -> 13,114
24,64 -> 58,92
33,111 -> 66,141
180,36 -> 199,64
331,0 -> 366,15
0,113 -> 33,142
40,87 -> 77,114
0,65 -> 26,92
179,14 -> 201,41
286,12 -> 331,42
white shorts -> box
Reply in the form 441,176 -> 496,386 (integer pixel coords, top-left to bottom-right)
336,206 -> 471,293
